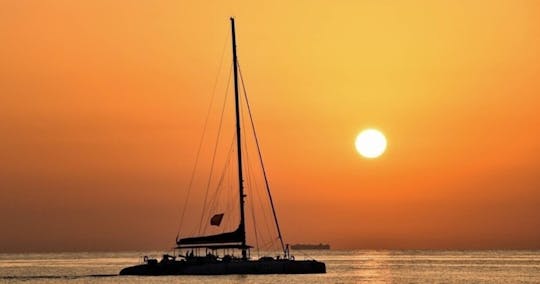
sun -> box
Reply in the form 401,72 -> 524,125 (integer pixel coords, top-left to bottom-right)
355,129 -> 387,158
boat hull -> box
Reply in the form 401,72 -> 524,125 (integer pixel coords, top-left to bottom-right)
119,259 -> 326,275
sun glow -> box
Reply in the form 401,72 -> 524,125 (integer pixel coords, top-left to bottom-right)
355,129 -> 387,158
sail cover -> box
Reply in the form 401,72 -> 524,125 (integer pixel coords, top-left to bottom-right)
177,225 -> 244,246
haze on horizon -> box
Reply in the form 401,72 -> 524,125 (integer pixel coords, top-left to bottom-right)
1,0 -> 539,252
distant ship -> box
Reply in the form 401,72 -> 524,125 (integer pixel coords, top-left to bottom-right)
291,243 -> 331,250
119,18 -> 325,276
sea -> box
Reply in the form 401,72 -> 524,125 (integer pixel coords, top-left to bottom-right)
0,250 -> 539,283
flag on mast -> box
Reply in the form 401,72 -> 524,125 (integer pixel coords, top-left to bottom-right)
210,213 -> 224,226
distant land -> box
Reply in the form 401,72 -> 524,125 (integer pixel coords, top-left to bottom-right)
290,243 -> 330,250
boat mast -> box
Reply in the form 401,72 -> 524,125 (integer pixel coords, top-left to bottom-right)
230,17 -> 248,260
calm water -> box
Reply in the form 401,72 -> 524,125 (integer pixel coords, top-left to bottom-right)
0,250 -> 539,283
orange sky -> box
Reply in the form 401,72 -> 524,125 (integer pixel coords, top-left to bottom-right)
1,1 -> 540,252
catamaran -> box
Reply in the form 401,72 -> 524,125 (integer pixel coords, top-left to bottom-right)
119,18 -> 326,275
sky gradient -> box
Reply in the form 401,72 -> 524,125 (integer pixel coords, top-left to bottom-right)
1,0 -> 539,252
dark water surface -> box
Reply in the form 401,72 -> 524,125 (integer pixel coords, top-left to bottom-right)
0,250 -> 538,283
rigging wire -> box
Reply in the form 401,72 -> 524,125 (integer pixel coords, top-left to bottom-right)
197,65 -> 233,235
241,104 -> 276,252
204,134 -> 235,212
177,36 -> 288,257
259,237 -> 280,250
238,61 -> 287,256
251,154 -> 275,248
240,106 -> 261,257
202,134 -> 235,235
176,28 -> 231,239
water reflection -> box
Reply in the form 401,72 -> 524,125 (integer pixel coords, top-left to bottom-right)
0,250 -> 539,283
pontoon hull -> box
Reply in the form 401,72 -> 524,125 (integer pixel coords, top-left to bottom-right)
119,260 -> 326,275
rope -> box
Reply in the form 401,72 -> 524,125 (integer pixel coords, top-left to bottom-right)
251,160 -> 275,247
241,108 -> 261,257
237,61 -> 286,255
176,29 -> 230,238
202,134 -> 235,235
197,65 -> 232,234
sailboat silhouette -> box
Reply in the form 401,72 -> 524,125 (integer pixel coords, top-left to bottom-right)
119,17 -> 326,275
